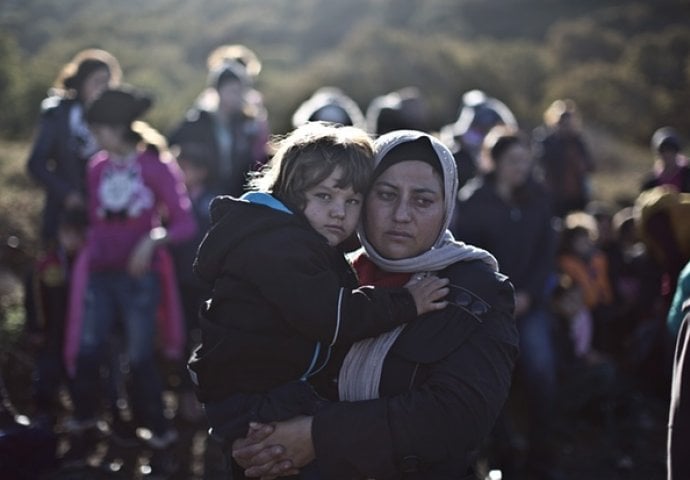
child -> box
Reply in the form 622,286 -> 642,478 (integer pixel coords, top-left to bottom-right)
170,142 -> 217,423
66,86 -> 197,463
550,275 -> 617,425
187,122 -> 448,477
557,211 -> 615,353
24,206 -> 88,426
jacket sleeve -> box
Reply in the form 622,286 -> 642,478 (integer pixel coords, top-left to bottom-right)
26,106 -> 75,201
149,154 -> 198,245
244,233 -> 418,345
312,272 -> 518,479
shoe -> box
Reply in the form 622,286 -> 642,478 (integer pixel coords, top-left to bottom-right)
60,428 -> 99,468
137,427 -> 178,450
110,416 -> 140,448
143,448 -> 179,479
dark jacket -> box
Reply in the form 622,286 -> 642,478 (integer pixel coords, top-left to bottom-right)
535,129 -> 593,216
168,108 -> 267,196
451,175 -> 557,307
312,259 -> 518,479
669,299 -> 690,480
188,196 -> 417,436
640,165 -> 690,194
26,97 -> 89,242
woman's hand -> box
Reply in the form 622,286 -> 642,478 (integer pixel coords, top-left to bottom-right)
405,275 -> 450,315
232,416 -> 315,479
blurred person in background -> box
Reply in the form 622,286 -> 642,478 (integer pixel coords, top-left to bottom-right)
365,86 -> 430,136
168,48 -> 269,197
451,126 -> 561,480
440,89 -> 518,189
556,211 -> 615,355
26,48 -> 122,247
641,127 -> 690,194
23,206 -> 88,429
533,99 -> 594,218
64,87 -> 196,472
291,86 -> 366,130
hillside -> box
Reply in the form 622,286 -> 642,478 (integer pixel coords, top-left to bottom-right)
1,0 -> 689,137
0,0 -> 688,247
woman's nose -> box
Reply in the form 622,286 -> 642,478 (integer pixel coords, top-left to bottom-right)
392,200 -> 411,222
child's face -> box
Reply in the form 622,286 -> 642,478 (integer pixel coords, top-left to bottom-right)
302,166 -> 363,247
58,226 -> 85,256
573,232 -> 594,258
179,159 -> 208,190
90,123 -> 124,152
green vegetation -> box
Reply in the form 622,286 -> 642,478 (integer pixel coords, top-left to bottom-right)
0,0 -> 688,248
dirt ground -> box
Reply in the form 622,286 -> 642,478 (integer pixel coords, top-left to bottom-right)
1,348 -> 669,480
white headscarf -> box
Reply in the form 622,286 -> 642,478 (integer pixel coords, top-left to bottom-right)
358,129 -> 498,274
339,130 -> 498,402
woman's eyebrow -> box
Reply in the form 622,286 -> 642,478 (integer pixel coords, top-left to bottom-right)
412,186 -> 440,195
373,180 -> 439,195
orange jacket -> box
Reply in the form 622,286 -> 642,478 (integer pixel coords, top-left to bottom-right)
559,252 -> 614,309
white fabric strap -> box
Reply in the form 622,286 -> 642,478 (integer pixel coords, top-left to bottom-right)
338,325 -> 405,401
330,288 -> 344,346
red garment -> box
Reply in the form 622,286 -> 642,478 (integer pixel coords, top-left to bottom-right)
352,253 -> 412,288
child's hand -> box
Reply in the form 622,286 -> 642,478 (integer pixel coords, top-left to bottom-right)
127,236 -> 156,277
406,275 -> 449,315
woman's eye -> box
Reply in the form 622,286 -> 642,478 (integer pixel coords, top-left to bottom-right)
377,190 -> 395,201
415,197 -> 433,207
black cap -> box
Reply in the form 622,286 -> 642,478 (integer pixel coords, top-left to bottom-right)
86,87 -> 152,126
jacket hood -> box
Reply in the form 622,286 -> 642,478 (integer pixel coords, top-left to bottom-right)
194,195 -> 305,284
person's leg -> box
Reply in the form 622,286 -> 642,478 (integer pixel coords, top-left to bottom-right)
516,307 -> 561,476
117,272 -> 170,437
32,342 -> 63,420
71,272 -> 118,423
517,307 -> 558,413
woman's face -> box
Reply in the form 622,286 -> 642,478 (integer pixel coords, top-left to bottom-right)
364,160 -> 444,259
495,143 -> 532,190
80,68 -> 111,107
217,80 -> 245,115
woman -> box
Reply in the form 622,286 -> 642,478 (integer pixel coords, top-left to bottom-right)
451,126 -> 559,477
232,130 -> 519,479
168,52 -> 269,197
26,48 -> 122,246
641,126 -> 690,194
533,98 -> 594,218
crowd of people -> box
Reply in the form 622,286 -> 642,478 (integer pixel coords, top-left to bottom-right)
1,44 -> 688,480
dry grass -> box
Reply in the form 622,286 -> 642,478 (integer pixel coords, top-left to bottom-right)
0,139 -> 42,256
584,127 -> 652,209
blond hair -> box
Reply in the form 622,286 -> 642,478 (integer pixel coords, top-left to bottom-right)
249,122 -> 374,210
